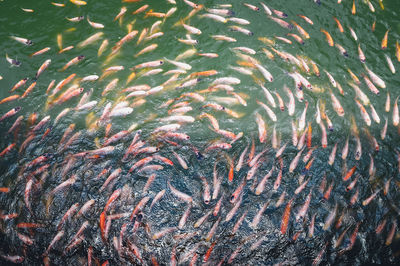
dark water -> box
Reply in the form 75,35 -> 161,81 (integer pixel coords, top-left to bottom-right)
0,0 -> 400,265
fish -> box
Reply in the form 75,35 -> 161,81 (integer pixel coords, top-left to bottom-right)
60,55 -> 85,71
320,29 -> 334,46
114,6 -> 127,21
348,26 -> 358,41
333,17 -> 344,32
5,53 -> 21,67
66,16 -> 84,22
291,21 -> 310,39
10,36 -> 33,45
381,30 -> 389,49
385,54 -> 396,74
281,198 -> 294,235
269,16 -> 292,29
0,107 -> 21,122
59,46 -> 74,54
393,96 -> 399,126
396,41 -> 400,62
364,65 -> 386,88
35,59 -> 51,79
77,32 -> 104,48
30,47 -> 51,57
87,17 -> 104,29
255,63 -> 273,82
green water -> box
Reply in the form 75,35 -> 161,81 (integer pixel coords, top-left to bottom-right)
0,0 -> 400,264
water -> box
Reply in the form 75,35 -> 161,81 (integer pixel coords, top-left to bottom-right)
0,0 -> 400,264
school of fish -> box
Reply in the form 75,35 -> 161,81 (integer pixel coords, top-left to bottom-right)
0,0 -> 400,265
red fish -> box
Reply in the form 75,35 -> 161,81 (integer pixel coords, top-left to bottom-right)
0,143 -> 16,156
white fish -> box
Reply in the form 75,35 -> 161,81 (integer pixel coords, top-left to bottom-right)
228,17 -> 250,25
87,17 -> 104,29
316,100 -> 321,124
385,54 -> 396,74
355,136 -> 362,160
341,137 -> 349,160
260,2 -> 272,15
76,101 -> 97,111
153,123 -> 181,133
285,86 -> 295,116
393,96 -> 399,126
355,99 -> 371,126
81,75 -> 99,82
349,82 -> 370,106
260,85 -> 276,108
255,63 -> 273,82
298,101 -> 308,131
386,92 -> 391,112
328,143 -> 337,166
369,104 -> 380,124
200,13 -> 227,23
160,115 -> 195,123
164,58 -> 192,70
255,112 -> 267,143
381,117 -> 388,140
295,72 -> 311,89
364,65 -> 386,89
324,70 -> 337,88
348,26 -> 358,41
289,147 -> 305,173
182,23 -> 201,35
109,107 -> 133,117
291,120 -> 298,146
257,100 -> 277,122
212,77 -> 240,85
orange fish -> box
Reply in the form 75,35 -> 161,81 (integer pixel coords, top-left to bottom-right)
10,78 -> 28,92
280,197 -> 294,235
0,95 -> 20,105
229,164 -> 234,182
21,82 -> 36,98
0,187 -> 10,193
99,211 -> 106,242
132,4 -> 148,15
307,123 -> 312,148
203,242 -> 217,262
304,157 -> 315,171
352,0 -> 356,15
396,41 -> 400,62
333,17 -> 344,33
343,165 -> 356,181
190,70 -> 218,77
381,30 -> 389,49
145,9 -> 166,18
320,29 -> 334,46
60,55 -> 85,71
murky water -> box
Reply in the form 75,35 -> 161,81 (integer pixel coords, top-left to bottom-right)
1,0 -> 400,265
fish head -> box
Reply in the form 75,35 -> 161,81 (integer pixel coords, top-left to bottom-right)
13,59 -> 21,66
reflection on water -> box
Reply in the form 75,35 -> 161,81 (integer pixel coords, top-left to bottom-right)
0,0 -> 400,264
